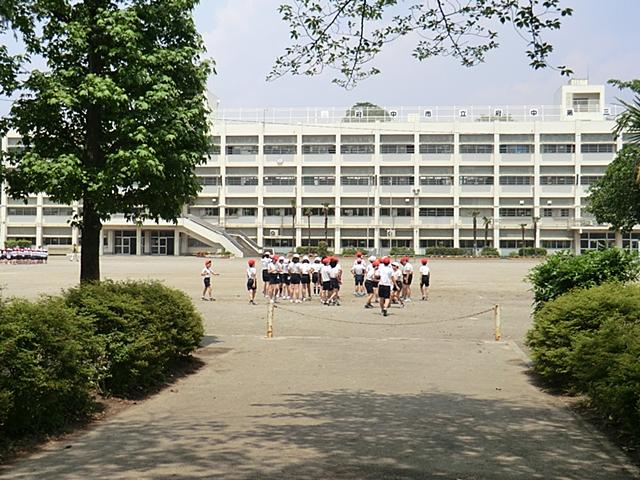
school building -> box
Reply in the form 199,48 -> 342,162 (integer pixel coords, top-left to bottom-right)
1,79 -> 639,256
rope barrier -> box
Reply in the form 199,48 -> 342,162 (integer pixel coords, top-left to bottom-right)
271,303 -> 496,328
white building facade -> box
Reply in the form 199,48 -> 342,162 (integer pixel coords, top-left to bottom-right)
1,79 -> 639,256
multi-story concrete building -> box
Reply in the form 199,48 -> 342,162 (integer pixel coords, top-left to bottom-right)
1,79 -> 639,256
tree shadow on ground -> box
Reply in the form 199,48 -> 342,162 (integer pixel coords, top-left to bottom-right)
1,390 -> 634,479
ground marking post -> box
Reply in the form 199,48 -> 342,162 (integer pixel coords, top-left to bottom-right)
266,300 -> 275,338
494,304 -> 502,341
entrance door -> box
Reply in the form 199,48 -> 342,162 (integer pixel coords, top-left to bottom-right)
158,237 -> 168,255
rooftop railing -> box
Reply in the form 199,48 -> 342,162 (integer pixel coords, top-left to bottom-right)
215,104 -> 623,125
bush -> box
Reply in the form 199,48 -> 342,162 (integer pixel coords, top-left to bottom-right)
390,247 -> 415,257
0,297 -> 98,437
424,247 -> 467,256
4,239 -> 32,248
297,242 -> 333,257
526,283 -> 640,387
480,247 -> 500,257
341,247 -> 359,256
518,247 -> 547,257
63,280 -> 204,398
571,311 -> 640,432
527,248 -> 640,310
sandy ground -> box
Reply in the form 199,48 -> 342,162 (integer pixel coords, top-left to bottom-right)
0,256 -> 638,480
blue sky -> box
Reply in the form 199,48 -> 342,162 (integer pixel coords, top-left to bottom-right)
195,0 -> 640,108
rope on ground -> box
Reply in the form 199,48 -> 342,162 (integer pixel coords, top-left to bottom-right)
271,303 -> 496,327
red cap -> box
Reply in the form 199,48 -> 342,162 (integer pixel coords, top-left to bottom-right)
421,258 -> 428,265
372,260 -> 380,267
401,256 -> 409,263
356,252 -> 363,257
382,257 -> 391,265
322,257 -> 330,264
272,255 -> 279,262
248,259 -> 255,266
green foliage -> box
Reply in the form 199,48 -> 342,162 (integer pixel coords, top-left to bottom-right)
271,1 -> 572,88
587,146 -> 640,231
480,247 -> 500,257
610,79 -> 640,149
1,1 -> 212,282
342,102 -> 391,122
63,280 -> 204,398
527,283 -> 640,386
390,247 -> 415,256
0,297 -> 98,437
571,310 -> 640,432
340,247 -> 359,256
518,247 -> 547,257
527,248 -> 640,310
4,239 -> 32,248
296,242 -> 333,257
424,247 -> 467,256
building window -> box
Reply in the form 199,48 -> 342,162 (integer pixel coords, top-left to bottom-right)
380,144 -> 415,154
459,176 -> 494,185
225,145 -> 258,155
499,176 -> 533,185
264,145 -> 296,155
7,207 -> 37,216
420,239 -> 453,248
460,144 -> 494,154
500,240 -> 533,248
264,176 -> 296,186
542,208 -> 571,218
302,176 -> 335,186
379,176 -> 414,186
43,207 -> 74,216
542,240 -> 572,249
420,176 -> 453,186
203,208 -> 219,216
207,136 -> 221,155
539,176 -> 575,185
198,176 -> 221,186
265,208 -> 295,217
419,208 -> 454,217
226,176 -> 258,186
341,176 -> 374,186
380,208 -> 412,217
341,208 -> 374,217
580,175 -> 603,185
542,144 -> 575,153
264,238 -> 294,247
581,144 -> 615,153
499,144 -> 533,154
419,144 -> 454,154
341,238 -> 374,248
225,208 -> 256,217
43,237 -> 72,245
500,208 -> 532,217
302,207 -> 335,216
341,144 -> 375,154
302,144 -> 336,154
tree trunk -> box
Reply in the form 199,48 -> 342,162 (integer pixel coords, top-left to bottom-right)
291,213 -> 296,251
484,224 -> 489,247
307,215 -> 311,246
324,213 -> 328,243
80,200 -> 101,282
472,216 -> 477,256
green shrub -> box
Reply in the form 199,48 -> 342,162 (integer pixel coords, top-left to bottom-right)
526,282 -> 640,387
480,247 -> 500,257
341,247 -> 358,256
571,309 -> 640,432
4,239 -> 32,248
527,248 -> 640,310
64,280 -> 204,398
518,247 -> 547,257
0,297 -> 98,437
390,247 -> 415,257
296,243 -> 334,257
424,247 -> 467,256
296,246 -> 311,255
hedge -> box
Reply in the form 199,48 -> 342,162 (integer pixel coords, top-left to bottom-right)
0,297 -> 98,437
480,247 -> 500,257
390,247 -> 415,257
526,248 -> 640,310
64,280 -> 204,398
518,247 -> 547,257
424,247 -> 468,256
4,239 -> 32,248
526,283 -> 640,434
0,281 -> 204,444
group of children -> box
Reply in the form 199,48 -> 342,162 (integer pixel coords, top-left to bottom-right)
246,252 -> 431,316
0,247 -> 49,264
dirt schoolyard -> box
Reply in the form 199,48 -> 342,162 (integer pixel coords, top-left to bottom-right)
1,256 -> 638,480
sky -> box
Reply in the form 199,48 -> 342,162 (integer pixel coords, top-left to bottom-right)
195,0 -> 640,109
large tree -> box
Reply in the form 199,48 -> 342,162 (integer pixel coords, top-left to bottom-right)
610,79 -> 640,184
270,0 -> 573,88
587,146 -> 640,233
0,0 -> 212,282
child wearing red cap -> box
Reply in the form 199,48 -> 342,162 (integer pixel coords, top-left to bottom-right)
419,258 -> 430,301
375,257 -> 394,316
246,259 -> 258,305
400,256 -> 414,302
201,259 -> 219,301
320,256 -> 333,305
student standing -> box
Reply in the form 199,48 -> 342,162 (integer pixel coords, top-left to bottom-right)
401,257 -> 414,301
351,256 -> 366,297
364,259 -> 379,309
320,257 -> 333,305
260,252 -> 271,297
300,256 -> 312,301
391,262 -> 405,308
267,255 -> 280,301
201,260 -> 219,301
246,259 -> 258,304
289,254 -> 302,303
375,257 -> 394,317
419,258 -> 431,301
312,257 -> 322,295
